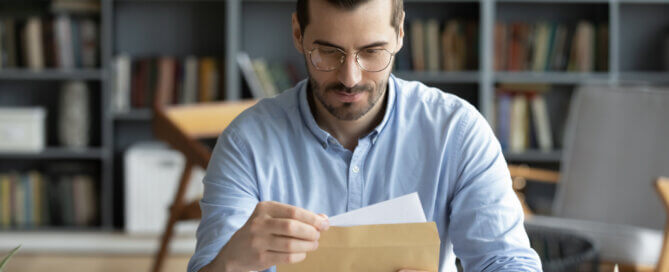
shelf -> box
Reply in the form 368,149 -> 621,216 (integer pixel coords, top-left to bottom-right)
504,150 -> 562,163
113,109 -> 153,121
0,148 -> 107,160
0,69 -> 105,81
618,0 -> 669,4
0,231 -> 196,254
394,71 -> 480,84
619,72 -> 669,84
494,72 -> 610,84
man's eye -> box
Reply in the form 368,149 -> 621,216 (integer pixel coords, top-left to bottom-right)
364,49 -> 382,55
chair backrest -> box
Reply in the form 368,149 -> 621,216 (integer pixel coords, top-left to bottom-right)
553,84 -> 669,230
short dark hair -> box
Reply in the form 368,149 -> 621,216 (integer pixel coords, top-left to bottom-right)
296,0 -> 403,36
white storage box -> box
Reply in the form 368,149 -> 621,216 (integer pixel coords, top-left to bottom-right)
124,142 -> 205,235
0,107 -> 46,152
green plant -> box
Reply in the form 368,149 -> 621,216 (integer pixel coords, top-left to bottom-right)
0,245 -> 21,272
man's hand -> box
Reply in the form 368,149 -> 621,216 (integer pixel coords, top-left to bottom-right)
398,269 -> 429,272
210,201 -> 329,272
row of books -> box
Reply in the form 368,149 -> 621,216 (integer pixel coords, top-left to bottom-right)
494,84 -> 559,153
402,19 -> 479,72
112,56 -> 225,112
0,171 -> 98,229
0,15 -> 99,70
237,52 -> 301,99
494,21 -> 608,72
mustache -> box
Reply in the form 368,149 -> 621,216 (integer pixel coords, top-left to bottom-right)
324,83 -> 373,94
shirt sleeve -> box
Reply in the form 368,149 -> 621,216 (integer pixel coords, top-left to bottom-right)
188,128 -> 260,272
447,107 -> 542,272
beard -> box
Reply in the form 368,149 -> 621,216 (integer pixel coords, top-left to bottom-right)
307,73 -> 388,121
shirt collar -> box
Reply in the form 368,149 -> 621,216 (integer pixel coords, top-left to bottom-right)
298,74 -> 398,148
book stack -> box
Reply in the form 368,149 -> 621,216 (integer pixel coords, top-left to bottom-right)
237,52 -> 301,99
396,19 -> 478,72
494,84 -> 560,153
0,14 -> 99,70
494,21 -> 608,72
0,170 -> 98,229
112,55 -> 228,112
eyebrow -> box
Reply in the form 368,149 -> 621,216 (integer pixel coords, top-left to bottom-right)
313,40 -> 389,51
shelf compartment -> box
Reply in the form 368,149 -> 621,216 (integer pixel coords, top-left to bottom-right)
0,148 -> 107,160
0,69 -> 104,81
394,71 -> 480,83
495,72 -> 610,84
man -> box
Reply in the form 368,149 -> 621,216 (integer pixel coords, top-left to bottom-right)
189,0 -> 542,271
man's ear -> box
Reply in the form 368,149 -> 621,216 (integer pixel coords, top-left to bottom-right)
396,11 -> 405,51
292,13 -> 304,54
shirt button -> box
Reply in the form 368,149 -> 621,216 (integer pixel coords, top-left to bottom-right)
329,138 -> 336,144
352,166 -> 360,173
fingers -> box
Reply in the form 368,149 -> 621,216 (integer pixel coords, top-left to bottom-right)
258,201 -> 329,231
266,235 -> 319,253
264,218 -> 321,241
397,270 -> 429,272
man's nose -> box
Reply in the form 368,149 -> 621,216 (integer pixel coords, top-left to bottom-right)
337,54 -> 362,88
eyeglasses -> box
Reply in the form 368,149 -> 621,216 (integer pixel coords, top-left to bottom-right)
307,46 -> 396,72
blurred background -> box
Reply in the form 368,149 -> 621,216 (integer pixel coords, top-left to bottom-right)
0,0 -> 668,271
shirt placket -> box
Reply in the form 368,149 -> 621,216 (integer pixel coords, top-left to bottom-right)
346,138 -> 370,211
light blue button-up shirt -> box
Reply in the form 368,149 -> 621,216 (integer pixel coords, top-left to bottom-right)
188,75 -> 541,272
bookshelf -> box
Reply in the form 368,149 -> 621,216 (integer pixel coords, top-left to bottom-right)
0,0 -> 667,242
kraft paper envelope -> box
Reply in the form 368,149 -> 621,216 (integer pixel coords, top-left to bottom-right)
276,221 -> 441,272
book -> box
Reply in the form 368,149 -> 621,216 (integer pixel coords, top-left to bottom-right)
71,18 -> 82,67
269,62 -> 293,92
531,22 -> 550,72
72,175 -> 96,226
112,54 -> 132,112
79,18 -> 98,68
496,92 -> 512,150
410,20 -> 425,71
509,94 -> 529,153
441,19 -> 461,71
0,174 -> 10,228
60,176 -> 74,226
55,14 -> 74,68
1,19 -> 17,67
596,23 -> 609,71
198,57 -> 219,102
569,21 -> 594,72
548,24 -> 567,71
156,57 -> 177,106
42,18 -> 57,68
237,52 -> 266,99
252,59 -> 278,97
424,19 -> 440,71
531,94 -> 553,152
23,16 -> 45,70
12,173 -> 25,228
464,21 -> 479,70
494,23 -> 508,71
181,56 -> 200,104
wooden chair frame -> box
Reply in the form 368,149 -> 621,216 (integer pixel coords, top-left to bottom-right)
150,92 -> 255,272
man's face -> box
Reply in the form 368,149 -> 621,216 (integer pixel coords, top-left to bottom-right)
292,0 -> 404,121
